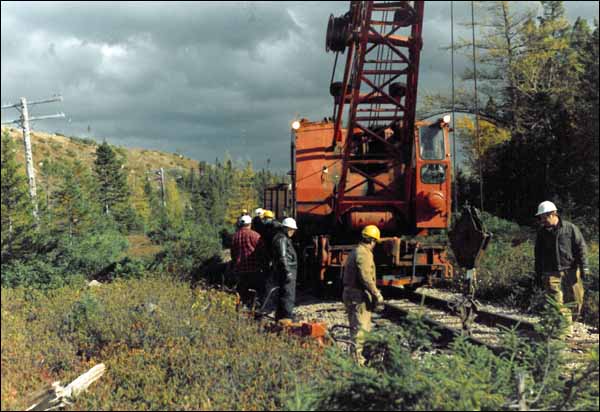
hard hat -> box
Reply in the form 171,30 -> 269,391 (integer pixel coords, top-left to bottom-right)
361,225 -> 381,242
281,217 -> 298,230
239,215 -> 252,225
263,210 -> 275,219
254,208 -> 264,217
535,201 -> 557,216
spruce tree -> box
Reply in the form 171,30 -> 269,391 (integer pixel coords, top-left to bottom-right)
53,161 -> 98,240
93,141 -> 132,229
1,131 -> 35,262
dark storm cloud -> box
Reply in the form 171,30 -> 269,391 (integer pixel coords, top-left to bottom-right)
2,1 -> 598,171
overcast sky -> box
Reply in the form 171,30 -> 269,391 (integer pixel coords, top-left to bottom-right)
2,1 -> 598,171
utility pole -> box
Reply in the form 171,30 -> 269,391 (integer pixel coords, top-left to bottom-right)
160,168 -> 166,207
2,95 -> 65,220
154,168 -> 167,207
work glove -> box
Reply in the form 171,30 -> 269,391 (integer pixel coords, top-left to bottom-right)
373,291 -> 385,313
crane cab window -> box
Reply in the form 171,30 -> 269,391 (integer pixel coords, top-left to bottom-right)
421,164 -> 447,184
419,125 -> 445,160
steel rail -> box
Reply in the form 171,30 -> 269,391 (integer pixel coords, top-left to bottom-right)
380,301 -> 506,356
401,289 -> 538,334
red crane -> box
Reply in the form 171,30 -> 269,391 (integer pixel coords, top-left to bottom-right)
266,1 -> 470,292
328,1 -> 425,227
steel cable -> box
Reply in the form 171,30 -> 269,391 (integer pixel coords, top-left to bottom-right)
471,1 -> 483,212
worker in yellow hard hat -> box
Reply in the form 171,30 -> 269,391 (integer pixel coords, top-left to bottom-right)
341,224 -> 383,366
254,209 -> 282,314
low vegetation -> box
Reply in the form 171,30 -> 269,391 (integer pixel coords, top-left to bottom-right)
288,306 -> 599,411
1,277 -> 330,411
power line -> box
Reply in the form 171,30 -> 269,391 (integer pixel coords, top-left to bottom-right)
451,1 -> 458,213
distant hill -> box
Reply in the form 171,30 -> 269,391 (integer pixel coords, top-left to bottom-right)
1,126 -> 200,178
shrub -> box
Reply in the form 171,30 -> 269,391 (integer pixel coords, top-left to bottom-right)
152,223 -> 222,281
1,259 -> 85,290
59,229 -> 129,278
94,257 -> 149,282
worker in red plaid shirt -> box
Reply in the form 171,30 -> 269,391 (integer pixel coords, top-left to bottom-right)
232,215 -> 265,308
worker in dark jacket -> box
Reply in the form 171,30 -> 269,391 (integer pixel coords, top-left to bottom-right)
252,208 -> 265,235
269,217 -> 299,322
342,225 -> 384,366
231,215 -> 264,309
534,201 -> 589,333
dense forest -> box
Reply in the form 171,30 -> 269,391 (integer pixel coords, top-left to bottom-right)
1,127 -> 285,289
426,1 -> 599,238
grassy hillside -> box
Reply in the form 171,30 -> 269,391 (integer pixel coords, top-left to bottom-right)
1,126 -> 199,175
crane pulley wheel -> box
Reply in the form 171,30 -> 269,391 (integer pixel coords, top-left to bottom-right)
393,5 -> 417,27
330,81 -> 352,97
326,13 -> 351,53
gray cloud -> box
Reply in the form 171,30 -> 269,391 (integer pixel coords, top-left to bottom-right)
2,1 -> 598,171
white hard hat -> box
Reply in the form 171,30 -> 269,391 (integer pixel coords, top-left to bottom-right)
535,201 -> 557,216
281,217 -> 298,230
239,215 -> 252,225
254,208 -> 264,217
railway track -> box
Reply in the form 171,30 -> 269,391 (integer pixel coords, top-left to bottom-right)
377,298 -> 534,356
295,288 -> 598,356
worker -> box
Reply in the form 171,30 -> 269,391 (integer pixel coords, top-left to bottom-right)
261,210 -> 281,247
254,210 -> 281,310
231,215 -> 264,309
252,208 -> 265,234
534,201 -> 588,336
342,224 -> 384,366
269,217 -> 299,322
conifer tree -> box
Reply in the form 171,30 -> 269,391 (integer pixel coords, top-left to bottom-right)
93,141 -> 129,216
93,142 -> 138,231
53,161 -> 98,240
1,131 -> 35,262
225,161 -> 258,225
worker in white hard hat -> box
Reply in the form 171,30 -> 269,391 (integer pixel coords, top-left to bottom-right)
267,217 -> 299,322
534,201 -> 588,336
252,208 -> 266,235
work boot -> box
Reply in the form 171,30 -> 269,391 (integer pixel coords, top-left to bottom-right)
560,324 -> 574,339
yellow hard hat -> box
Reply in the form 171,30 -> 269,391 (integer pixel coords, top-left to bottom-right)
263,210 -> 275,219
361,225 -> 381,242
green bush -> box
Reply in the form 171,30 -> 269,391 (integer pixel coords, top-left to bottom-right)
1,259 -> 86,290
95,257 -> 149,281
1,223 -> 128,290
59,229 -> 129,278
152,223 -> 222,281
